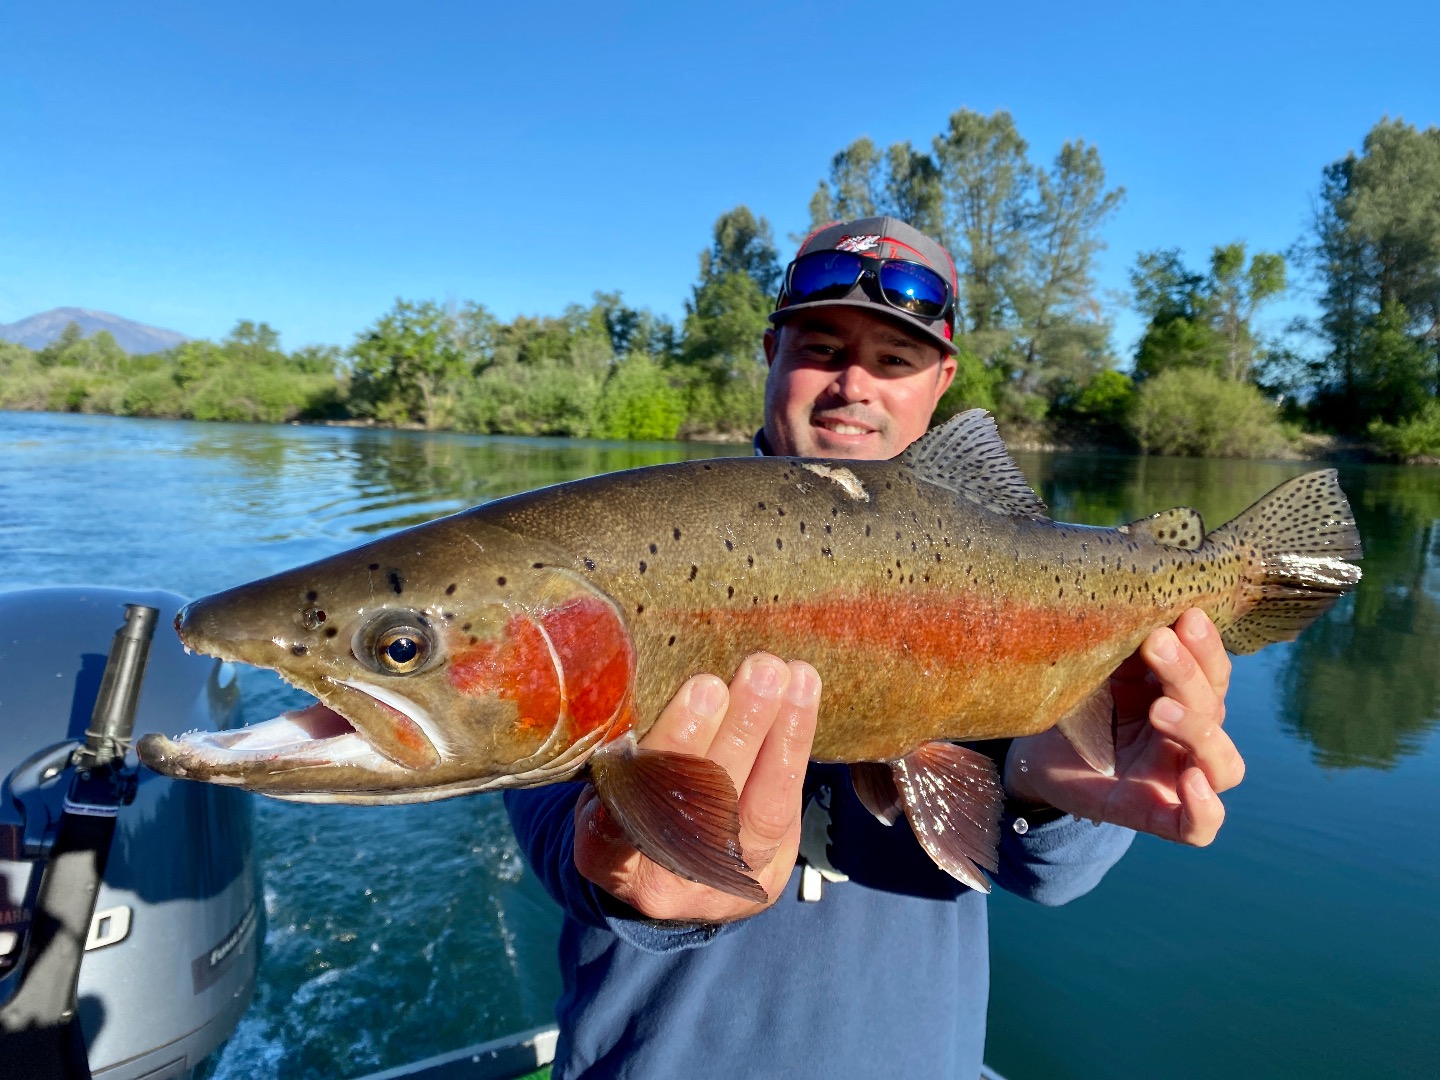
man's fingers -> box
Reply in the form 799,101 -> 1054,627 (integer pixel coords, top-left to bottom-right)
636,673 -> 731,755
706,653 -> 793,793
737,661 -> 820,866
1176,766 -> 1224,846
1148,692 -> 1246,794
1174,609 -> 1232,704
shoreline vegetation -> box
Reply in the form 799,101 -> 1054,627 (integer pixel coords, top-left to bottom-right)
3,112 -> 1437,463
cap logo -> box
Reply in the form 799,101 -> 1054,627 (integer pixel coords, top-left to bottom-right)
835,235 -> 881,253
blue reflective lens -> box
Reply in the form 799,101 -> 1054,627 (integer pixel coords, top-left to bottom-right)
787,252 -> 866,301
877,261 -> 948,316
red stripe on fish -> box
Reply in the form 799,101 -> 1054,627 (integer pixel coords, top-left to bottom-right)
448,614 -> 562,732
679,590 -> 1157,666
539,596 -> 634,736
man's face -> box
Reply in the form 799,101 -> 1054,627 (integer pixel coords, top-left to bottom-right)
762,307 -> 957,460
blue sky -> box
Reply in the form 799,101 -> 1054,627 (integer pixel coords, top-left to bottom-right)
2,1 -> 1436,359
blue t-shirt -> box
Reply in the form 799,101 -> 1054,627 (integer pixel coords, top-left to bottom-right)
506,760 -> 1133,1078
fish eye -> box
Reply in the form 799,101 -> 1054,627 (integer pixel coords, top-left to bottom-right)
353,612 -> 436,676
375,627 -> 428,673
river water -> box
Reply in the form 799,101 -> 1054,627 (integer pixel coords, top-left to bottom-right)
3,410 -> 1437,1079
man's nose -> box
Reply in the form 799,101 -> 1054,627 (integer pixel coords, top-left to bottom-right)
830,362 -> 874,401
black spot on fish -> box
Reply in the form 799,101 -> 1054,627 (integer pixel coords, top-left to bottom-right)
758,501 -> 766,510
674,527 -> 682,541
306,590 -> 318,602
703,463 -> 712,470
584,558 -> 596,571
443,612 -> 454,621
388,570 -> 404,595
747,555 -> 754,567
497,576 -> 507,587
649,543 -> 658,555
462,623 -> 471,631
800,522 -> 807,534
725,539 -> 734,551
824,524 -> 832,534
291,644 -> 308,656
689,564 -> 698,581
865,525 -> 871,537
668,635 -> 676,647
636,604 -> 645,614
446,584 -> 457,595
777,507 -> 786,516
324,627 -> 338,638
728,585 -> 735,598
533,562 -> 545,569
822,547 -> 833,558
369,562 -> 380,571
639,561 -> 647,574
469,636 -> 479,645
776,538 -> 783,550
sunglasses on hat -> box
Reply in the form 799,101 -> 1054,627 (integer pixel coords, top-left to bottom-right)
778,250 -> 954,325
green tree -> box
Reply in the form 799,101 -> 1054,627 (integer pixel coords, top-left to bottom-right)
1307,118 -> 1440,430
1130,244 -> 1286,384
679,207 -> 779,435
350,300 -> 469,428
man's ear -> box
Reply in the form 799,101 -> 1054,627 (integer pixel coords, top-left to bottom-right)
933,353 -> 958,404
763,328 -> 778,369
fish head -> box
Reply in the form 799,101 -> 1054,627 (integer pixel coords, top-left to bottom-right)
138,516 -> 635,803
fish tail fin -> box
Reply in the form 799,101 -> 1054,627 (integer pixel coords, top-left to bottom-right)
588,737 -> 768,903
1209,469 -> 1363,655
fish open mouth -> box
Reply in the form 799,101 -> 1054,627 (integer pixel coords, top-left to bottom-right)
136,667 -> 447,782
196,701 -> 364,756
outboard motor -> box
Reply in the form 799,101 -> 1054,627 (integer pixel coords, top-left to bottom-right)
0,588 -> 260,1079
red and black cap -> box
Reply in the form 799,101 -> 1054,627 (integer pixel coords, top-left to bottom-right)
770,216 -> 960,355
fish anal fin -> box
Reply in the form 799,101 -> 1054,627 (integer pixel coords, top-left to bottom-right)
898,409 -> 1048,519
589,739 -> 766,903
1119,507 -> 1205,550
1055,684 -> 1117,776
891,742 -> 1003,893
850,762 -> 903,825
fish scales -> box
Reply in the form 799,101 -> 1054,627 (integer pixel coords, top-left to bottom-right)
482,456 -> 1246,761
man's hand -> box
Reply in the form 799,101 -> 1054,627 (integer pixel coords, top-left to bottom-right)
574,653 -> 821,923
1004,609 -> 1245,846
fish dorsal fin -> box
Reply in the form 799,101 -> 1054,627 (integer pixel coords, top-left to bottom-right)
1119,507 -> 1205,550
899,409 -> 1048,518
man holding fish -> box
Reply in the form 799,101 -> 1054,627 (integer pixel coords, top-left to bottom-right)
506,219 -> 1247,1076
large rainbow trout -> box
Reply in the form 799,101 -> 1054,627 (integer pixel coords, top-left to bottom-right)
138,412 -> 1362,898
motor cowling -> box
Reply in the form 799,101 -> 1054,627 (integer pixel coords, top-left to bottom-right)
0,588 -> 260,1079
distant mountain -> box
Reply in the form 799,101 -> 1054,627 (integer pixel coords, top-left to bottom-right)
0,307 -> 191,355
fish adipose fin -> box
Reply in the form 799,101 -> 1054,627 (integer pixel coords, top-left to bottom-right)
1210,469 -> 1364,655
588,738 -> 767,903
899,409 -> 1048,519
1054,684 -> 1117,776
890,742 -> 1004,893
850,762 -> 903,825
1120,507 -> 1205,550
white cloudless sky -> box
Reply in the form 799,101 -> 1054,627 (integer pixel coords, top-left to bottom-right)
2,1 -> 1436,359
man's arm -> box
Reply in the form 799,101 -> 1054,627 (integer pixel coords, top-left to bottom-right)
1005,609 -> 1245,845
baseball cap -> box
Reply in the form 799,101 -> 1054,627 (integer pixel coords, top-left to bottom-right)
770,216 -> 960,356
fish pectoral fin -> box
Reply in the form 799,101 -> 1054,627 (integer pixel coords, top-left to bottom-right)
1054,684 -> 1117,777
850,762 -> 903,825
891,742 -> 1003,894
589,739 -> 767,904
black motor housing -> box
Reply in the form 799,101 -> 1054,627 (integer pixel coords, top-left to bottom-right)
0,588 -> 260,1079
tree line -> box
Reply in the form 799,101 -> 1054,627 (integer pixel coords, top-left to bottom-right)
2,111 -> 1438,458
